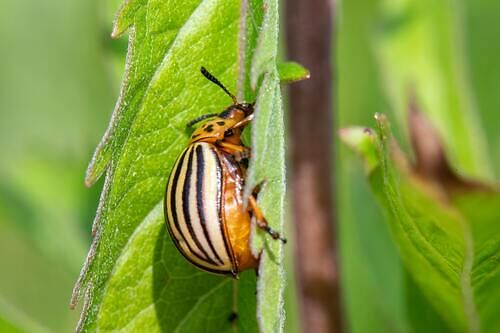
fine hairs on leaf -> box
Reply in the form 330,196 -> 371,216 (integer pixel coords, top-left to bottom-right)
72,0 -> 287,332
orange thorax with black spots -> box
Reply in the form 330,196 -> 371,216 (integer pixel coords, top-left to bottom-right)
189,106 -> 251,145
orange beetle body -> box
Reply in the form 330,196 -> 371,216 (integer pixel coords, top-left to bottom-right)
163,67 -> 284,277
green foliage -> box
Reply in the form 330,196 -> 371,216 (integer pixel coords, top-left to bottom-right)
246,0 -> 287,331
341,116 -> 500,333
277,62 -> 310,84
98,204 -> 257,332
73,0 -> 287,332
247,72 -> 285,332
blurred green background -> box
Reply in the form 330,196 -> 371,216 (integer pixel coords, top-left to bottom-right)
0,0 -> 120,331
338,0 -> 500,332
0,0 -> 499,332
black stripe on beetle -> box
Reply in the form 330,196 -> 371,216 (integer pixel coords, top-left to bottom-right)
195,144 -> 224,265
170,148 -> 208,263
182,148 -> 218,265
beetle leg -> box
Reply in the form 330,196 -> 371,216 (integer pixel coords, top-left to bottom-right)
248,195 -> 287,243
233,147 -> 251,161
217,141 -> 251,161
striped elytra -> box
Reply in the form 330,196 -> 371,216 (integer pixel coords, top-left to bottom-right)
164,142 -> 258,277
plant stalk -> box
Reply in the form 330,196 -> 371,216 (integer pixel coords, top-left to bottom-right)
285,0 -> 343,332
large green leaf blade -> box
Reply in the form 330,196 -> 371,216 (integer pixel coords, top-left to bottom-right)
74,0 -> 246,330
97,203 -> 250,332
74,0 -> 288,331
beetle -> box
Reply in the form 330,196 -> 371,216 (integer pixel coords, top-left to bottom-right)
164,67 -> 286,278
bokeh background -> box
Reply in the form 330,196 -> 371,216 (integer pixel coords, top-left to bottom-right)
338,0 -> 500,332
0,1 -> 121,331
0,0 -> 499,332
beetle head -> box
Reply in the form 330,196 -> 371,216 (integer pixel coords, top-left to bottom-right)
189,103 -> 254,144
188,67 -> 255,144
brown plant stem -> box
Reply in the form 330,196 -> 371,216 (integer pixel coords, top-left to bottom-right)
285,0 -> 343,332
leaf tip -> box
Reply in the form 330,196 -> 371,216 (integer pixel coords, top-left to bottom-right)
111,17 -> 129,39
84,177 -> 94,189
110,26 -> 122,39
277,61 -> 310,84
374,112 -> 388,126
111,0 -> 137,38
374,112 -> 392,139
339,126 -> 373,145
84,146 -> 111,187
339,126 -> 380,172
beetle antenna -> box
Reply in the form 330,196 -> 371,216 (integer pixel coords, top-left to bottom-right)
200,67 -> 237,104
186,113 -> 219,128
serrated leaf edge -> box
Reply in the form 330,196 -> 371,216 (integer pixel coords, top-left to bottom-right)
84,29 -> 136,187
111,0 -> 138,38
76,0 -> 244,330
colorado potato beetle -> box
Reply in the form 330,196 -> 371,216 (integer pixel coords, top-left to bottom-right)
164,67 -> 285,277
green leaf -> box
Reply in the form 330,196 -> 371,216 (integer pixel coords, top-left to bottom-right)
97,203 -> 257,332
452,193 -> 500,333
277,62 -> 310,84
245,0 -> 287,331
250,0 -> 279,89
341,116 -> 500,332
339,127 -> 379,173
73,0 -> 287,331
239,0 -> 265,102
246,71 -> 286,333
84,0 -> 206,186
